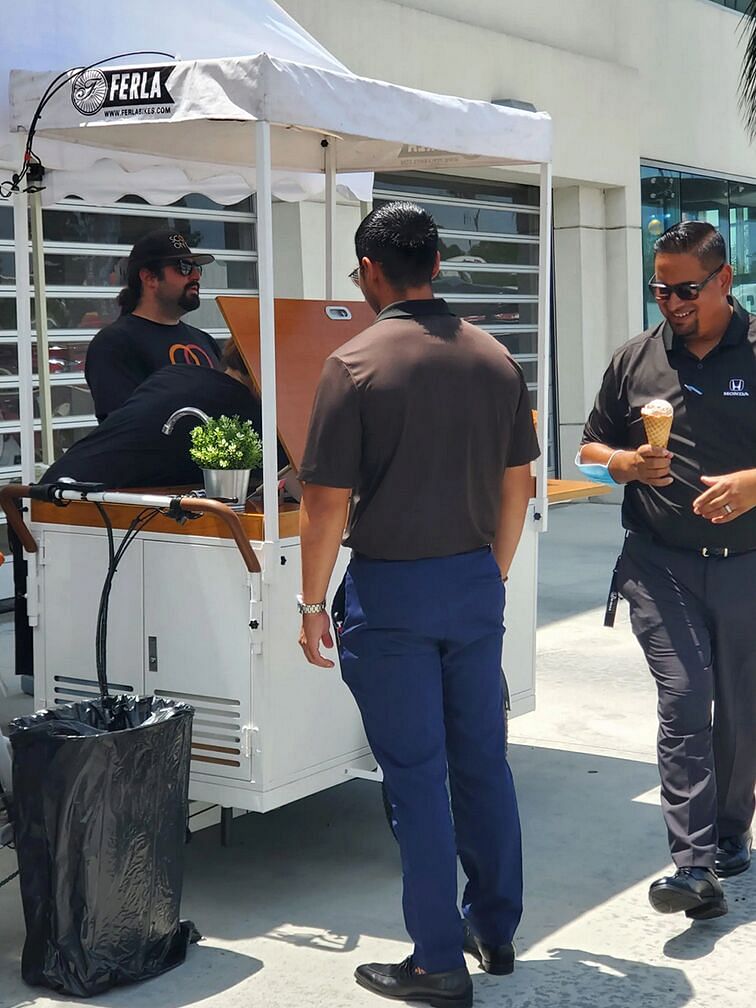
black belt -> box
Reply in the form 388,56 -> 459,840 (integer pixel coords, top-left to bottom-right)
626,530 -> 756,559
603,533 -> 756,629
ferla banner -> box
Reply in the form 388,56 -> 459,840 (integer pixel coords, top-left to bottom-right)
71,66 -> 175,118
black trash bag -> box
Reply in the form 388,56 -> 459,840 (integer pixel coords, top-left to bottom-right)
9,694 -> 197,998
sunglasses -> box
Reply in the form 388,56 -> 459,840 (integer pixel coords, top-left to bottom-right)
348,266 -> 361,287
648,262 -> 724,302
167,258 -> 203,277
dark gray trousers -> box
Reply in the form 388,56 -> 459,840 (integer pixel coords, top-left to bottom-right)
618,532 -> 756,867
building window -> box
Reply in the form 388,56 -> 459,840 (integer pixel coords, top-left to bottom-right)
641,164 -> 756,325
0,193 -> 258,481
373,173 -> 557,472
707,1 -> 751,12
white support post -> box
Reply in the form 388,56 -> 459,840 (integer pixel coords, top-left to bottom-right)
535,162 -> 553,534
324,141 -> 337,299
13,179 -> 35,485
30,191 -> 54,465
13,142 -> 40,628
256,120 -> 280,559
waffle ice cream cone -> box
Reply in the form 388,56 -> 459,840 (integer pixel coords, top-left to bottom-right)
641,400 -> 673,448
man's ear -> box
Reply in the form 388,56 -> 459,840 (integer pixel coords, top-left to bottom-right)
431,250 -> 441,281
139,265 -> 159,288
360,256 -> 381,285
720,263 -> 733,295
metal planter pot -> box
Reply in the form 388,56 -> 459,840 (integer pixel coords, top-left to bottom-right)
201,468 -> 251,509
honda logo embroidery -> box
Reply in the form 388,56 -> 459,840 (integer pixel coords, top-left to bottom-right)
724,378 -> 749,397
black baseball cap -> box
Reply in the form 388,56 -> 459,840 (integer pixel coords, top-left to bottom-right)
127,229 -> 215,275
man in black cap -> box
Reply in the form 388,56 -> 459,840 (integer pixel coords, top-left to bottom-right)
85,229 -> 220,421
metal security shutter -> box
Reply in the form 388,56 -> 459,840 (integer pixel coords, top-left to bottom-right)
373,173 -> 556,472
0,193 -> 258,575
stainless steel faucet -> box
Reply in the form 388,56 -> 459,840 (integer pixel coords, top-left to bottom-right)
162,407 -> 211,435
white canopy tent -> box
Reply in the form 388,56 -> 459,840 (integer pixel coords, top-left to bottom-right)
1,0 -> 373,202
7,50 -> 553,571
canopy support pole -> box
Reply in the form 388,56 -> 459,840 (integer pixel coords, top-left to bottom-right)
256,120 -> 280,562
535,161 -> 552,534
13,135 -> 40,629
324,141 -> 337,299
30,191 -> 54,466
13,151 -> 35,486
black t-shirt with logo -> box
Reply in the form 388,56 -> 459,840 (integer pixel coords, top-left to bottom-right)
85,313 -> 221,421
43,365 -> 264,490
582,298 -> 756,551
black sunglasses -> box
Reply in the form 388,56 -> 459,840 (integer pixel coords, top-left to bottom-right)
648,262 -> 724,302
348,266 -> 361,287
167,258 -> 203,277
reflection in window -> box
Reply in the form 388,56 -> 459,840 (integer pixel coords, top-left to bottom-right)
374,172 -> 555,472
43,209 -> 255,251
0,191 -> 257,479
708,1 -> 751,12
641,163 -> 756,326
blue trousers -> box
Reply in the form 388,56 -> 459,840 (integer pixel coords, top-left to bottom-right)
340,547 -> 523,973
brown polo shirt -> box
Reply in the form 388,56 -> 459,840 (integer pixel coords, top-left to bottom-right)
299,298 -> 540,560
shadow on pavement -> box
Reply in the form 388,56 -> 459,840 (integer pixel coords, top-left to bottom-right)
168,743 -> 716,952
0,945 -> 261,1008
472,947 -> 694,1008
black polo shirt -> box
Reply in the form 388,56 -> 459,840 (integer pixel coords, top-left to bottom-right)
299,298 -> 539,560
582,298 -> 756,551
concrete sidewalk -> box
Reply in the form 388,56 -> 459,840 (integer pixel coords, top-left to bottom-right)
0,501 -> 753,1007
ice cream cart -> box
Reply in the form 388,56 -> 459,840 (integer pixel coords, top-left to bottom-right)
5,51 -> 556,818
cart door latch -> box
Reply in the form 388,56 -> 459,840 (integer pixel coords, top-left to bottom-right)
241,725 -> 257,759
148,636 -> 158,672
248,602 -> 263,653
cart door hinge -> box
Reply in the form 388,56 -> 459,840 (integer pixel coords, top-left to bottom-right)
249,601 -> 263,653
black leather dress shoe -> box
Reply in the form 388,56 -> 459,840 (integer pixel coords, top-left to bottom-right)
462,921 -> 515,975
715,832 -> 752,878
648,867 -> 727,919
355,956 -> 472,1008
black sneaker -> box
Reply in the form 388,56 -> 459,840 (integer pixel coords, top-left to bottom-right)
648,867 -> 727,919
462,921 -> 515,975
355,956 -> 473,1008
715,832 -> 752,879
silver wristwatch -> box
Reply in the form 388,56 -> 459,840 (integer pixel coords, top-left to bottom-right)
296,594 -> 327,615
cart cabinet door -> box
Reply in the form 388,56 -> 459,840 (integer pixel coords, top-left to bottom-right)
501,509 -> 537,716
38,530 -> 144,707
143,540 -> 253,782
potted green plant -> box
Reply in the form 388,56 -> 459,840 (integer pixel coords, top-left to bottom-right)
189,414 -> 262,507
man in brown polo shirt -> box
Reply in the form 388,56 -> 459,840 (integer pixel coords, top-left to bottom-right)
297,202 -> 539,1007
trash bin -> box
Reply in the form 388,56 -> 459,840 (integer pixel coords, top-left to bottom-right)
9,694 -> 196,997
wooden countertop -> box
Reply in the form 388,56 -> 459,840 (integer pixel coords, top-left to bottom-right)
31,479 -> 608,540
547,479 -> 611,504
31,497 -> 301,542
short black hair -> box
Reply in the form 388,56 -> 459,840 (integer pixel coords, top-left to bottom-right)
653,221 -> 727,271
355,201 -> 438,288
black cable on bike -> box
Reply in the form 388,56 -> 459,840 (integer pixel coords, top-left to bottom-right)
93,505 -> 161,702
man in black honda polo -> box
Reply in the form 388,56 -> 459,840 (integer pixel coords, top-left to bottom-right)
85,229 -> 220,421
581,221 -> 756,920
